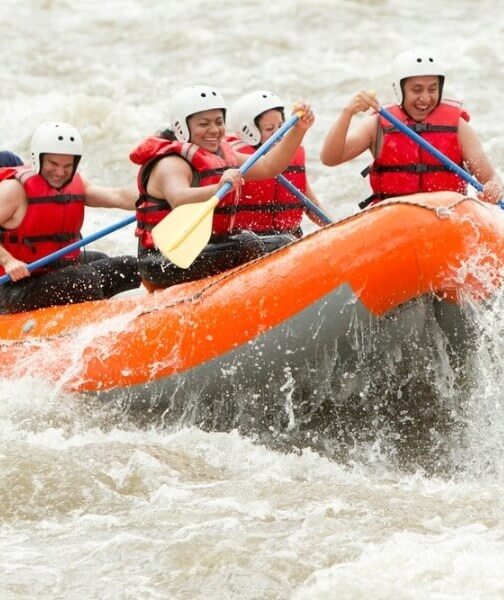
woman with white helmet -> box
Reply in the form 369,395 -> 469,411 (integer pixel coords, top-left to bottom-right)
321,48 -> 502,207
130,85 -> 314,290
225,90 -> 328,253
0,121 -> 140,313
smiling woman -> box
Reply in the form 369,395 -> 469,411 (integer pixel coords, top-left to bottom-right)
187,110 -> 227,155
225,89 -> 330,253
130,83 -> 315,291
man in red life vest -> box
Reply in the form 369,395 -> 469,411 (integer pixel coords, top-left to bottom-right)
320,48 -> 503,208
0,121 -> 140,313
226,90 -> 329,253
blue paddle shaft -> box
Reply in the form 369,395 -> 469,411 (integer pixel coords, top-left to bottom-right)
215,113 -> 301,201
0,214 -> 136,285
276,174 -> 332,225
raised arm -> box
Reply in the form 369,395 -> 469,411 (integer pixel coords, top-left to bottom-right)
241,102 -> 315,180
320,91 -> 380,166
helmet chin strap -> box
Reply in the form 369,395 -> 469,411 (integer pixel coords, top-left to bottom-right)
186,118 -> 192,143
437,76 -> 445,105
72,155 -> 81,178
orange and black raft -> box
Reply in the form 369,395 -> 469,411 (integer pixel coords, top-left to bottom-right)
1,193 -> 503,415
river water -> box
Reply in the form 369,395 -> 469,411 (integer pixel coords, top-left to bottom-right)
1,0 -> 504,598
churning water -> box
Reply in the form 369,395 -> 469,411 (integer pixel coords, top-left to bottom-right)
1,0 -> 504,598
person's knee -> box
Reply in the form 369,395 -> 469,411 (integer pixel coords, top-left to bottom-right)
81,250 -> 109,264
258,233 -> 297,253
0,267 -> 104,313
227,230 -> 268,264
97,255 -> 141,297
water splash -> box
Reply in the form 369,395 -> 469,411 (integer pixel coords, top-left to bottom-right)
449,252 -> 504,480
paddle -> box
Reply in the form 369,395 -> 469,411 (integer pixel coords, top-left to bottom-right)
152,112 -> 303,269
378,106 -> 504,207
0,214 -> 136,285
276,174 -> 332,225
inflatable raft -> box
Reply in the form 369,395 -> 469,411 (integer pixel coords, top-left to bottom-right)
1,193 -> 504,432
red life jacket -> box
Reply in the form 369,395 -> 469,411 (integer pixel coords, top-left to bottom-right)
0,167 -> 85,276
225,136 -> 306,234
360,101 -> 470,209
0,166 -> 19,182
130,136 -> 240,250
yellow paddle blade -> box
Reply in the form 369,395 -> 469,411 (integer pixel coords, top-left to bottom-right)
152,196 -> 219,268
163,209 -> 214,269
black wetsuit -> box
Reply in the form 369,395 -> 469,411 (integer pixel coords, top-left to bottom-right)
0,251 -> 140,314
138,230 -> 267,288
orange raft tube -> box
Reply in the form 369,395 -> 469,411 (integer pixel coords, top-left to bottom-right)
1,192 -> 504,412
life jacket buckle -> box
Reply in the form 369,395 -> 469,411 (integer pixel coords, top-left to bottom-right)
412,122 -> 428,133
360,165 -> 371,178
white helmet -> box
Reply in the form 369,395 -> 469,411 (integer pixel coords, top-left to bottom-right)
391,49 -> 445,103
30,121 -> 83,173
170,85 -> 227,142
229,90 -> 285,146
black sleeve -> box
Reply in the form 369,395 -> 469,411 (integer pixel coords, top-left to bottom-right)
0,151 -> 24,167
